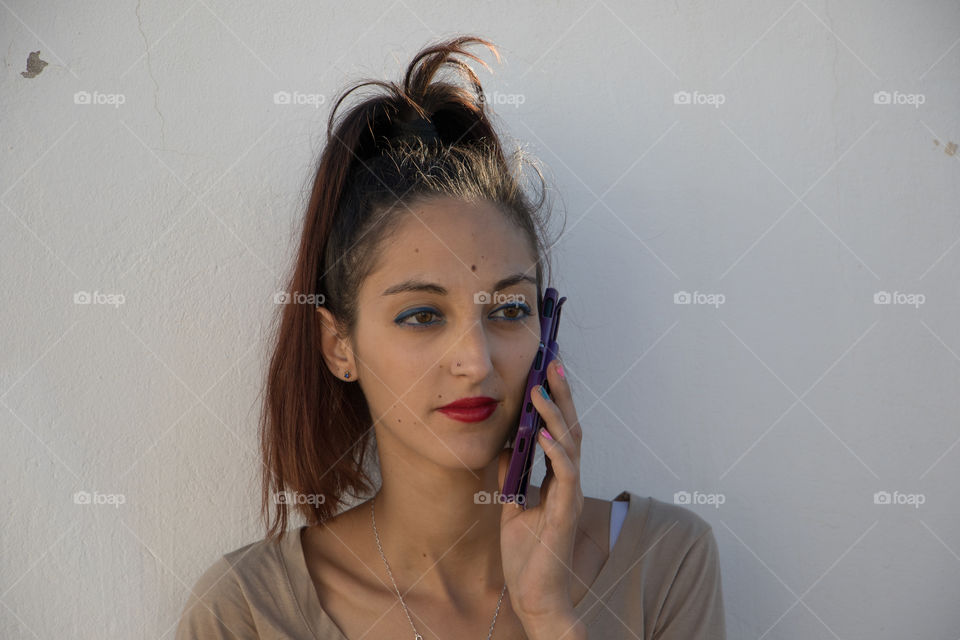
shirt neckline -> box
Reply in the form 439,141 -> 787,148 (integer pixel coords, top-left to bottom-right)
278,489 -> 648,639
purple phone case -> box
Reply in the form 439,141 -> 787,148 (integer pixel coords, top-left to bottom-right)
501,287 -> 566,505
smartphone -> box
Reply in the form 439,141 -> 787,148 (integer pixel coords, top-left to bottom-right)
501,286 -> 567,506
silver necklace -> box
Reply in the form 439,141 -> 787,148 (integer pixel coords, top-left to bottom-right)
370,496 -> 507,640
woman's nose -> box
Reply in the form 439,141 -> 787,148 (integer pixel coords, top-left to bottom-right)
449,320 -> 494,377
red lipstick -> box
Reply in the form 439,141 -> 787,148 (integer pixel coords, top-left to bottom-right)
437,396 -> 498,423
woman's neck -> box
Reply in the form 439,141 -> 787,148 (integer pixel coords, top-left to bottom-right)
371,456 -> 507,603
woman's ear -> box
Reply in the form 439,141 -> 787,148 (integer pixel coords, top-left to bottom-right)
315,306 -> 357,381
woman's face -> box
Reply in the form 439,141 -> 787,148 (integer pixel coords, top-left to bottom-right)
320,196 -> 542,471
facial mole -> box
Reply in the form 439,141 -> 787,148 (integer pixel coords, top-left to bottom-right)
471,264 -> 476,271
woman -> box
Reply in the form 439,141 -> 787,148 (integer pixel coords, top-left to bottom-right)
176,35 -> 726,639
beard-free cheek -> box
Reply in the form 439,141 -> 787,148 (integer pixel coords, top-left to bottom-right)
367,396 -> 422,434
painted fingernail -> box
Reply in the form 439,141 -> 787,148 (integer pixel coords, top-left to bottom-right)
539,385 -> 550,400
539,427 -> 553,440
556,362 -> 565,379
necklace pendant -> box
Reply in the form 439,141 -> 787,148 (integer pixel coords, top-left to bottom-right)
414,635 -> 423,640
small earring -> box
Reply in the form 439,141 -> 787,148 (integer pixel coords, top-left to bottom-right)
343,371 -> 351,379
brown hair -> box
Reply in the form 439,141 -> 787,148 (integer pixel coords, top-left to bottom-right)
259,35 -> 562,540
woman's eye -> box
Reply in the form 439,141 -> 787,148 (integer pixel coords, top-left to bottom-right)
491,302 -> 533,321
395,308 -> 441,328
394,302 -> 533,329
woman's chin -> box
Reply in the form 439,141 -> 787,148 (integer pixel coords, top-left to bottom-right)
436,433 -> 510,471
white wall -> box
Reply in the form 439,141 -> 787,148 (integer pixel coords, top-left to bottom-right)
2,1 -> 958,637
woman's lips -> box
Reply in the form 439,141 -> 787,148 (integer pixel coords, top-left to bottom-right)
437,402 -> 498,422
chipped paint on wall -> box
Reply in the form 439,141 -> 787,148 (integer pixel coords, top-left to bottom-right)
21,50 -> 48,78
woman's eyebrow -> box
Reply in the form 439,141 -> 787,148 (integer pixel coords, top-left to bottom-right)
381,273 -> 536,297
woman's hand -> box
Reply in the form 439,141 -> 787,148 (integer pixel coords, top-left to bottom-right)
497,357 -> 587,639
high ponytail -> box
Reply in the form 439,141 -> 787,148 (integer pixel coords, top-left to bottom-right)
259,35 -> 561,540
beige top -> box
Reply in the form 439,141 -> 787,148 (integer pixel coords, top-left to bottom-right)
175,490 -> 726,639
